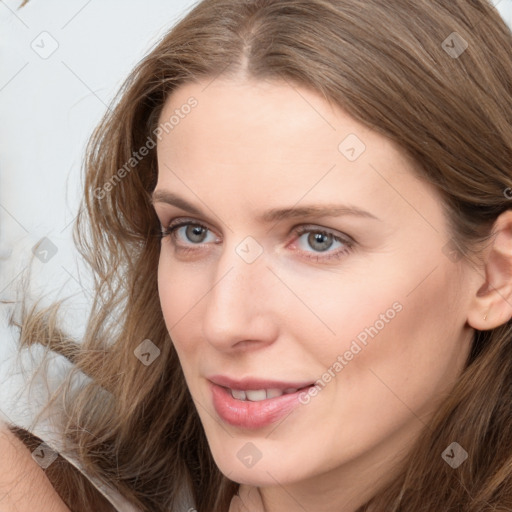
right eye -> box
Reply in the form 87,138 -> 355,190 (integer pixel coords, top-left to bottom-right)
161,219 -> 220,246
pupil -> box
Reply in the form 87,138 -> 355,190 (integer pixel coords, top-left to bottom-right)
308,232 -> 333,252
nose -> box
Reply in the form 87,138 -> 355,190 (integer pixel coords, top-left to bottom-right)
201,238 -> 279,352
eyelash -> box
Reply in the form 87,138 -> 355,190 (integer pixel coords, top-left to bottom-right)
160,219 -> 355,262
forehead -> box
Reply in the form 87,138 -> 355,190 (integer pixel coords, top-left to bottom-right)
157,78 -> 393,174
154,77 -> 442,230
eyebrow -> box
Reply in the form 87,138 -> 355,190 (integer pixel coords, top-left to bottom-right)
151,190 -> 381,223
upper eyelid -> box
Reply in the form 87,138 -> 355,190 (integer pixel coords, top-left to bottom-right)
154,204 -> 225,233
165,217 -> 219,235
293,224 -> 353,241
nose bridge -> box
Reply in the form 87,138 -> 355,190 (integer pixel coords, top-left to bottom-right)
213,235 -> 268,302
202,236 -> 273,347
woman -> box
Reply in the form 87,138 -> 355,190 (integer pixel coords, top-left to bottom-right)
2,0 -> 512,510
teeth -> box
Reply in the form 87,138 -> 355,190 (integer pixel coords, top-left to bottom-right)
231,389 -> 247,400
230,388 -> 300,401
245,389 -> 267,401
266,388 -> 284,399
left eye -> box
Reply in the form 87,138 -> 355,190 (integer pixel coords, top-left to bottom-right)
293,227 -> 350,254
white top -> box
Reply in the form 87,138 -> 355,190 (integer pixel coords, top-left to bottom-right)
0,342 -> 142,512
0,415 -> 143,512
0,318 -> 196,511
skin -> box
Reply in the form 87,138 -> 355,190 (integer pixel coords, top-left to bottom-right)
0,420 -> 71,512
153,76 -> 512,512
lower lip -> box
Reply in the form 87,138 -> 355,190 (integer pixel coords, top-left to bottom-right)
209,382 -> 311,429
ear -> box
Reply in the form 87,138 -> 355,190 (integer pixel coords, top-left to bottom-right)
466,209 -> 512,331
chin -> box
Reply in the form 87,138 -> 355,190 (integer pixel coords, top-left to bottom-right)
208,441 -> 307,486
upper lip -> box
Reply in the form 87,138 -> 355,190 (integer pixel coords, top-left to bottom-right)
208,375 -> 314,391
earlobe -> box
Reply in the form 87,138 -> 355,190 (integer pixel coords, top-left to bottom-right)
466,209 -> 512,331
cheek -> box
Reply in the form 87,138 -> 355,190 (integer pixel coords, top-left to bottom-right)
157,252 -> 172,325
280,257 -> 408,365
157,254 -> 204,395
157,250 -> 206,353
310,249 -> 466,391
157,252 -> 185,342
336,262 -> 467,412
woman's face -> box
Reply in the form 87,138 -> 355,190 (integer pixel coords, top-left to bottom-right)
154,77 -> 476,504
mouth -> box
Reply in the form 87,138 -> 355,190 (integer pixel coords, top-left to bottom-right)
207,376 -> 315,429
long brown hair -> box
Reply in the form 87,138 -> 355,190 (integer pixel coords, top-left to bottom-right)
9,0 -> 512,510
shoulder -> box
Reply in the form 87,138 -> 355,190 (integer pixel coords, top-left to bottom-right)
0,419 -> 71,512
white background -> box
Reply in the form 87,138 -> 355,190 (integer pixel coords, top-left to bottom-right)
0,0 -> 200,416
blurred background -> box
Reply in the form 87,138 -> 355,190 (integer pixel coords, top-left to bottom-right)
0,0 -> 511,414
0,0 -> 199,423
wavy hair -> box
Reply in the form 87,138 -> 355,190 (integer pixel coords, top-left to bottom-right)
8,0 -> 512,510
